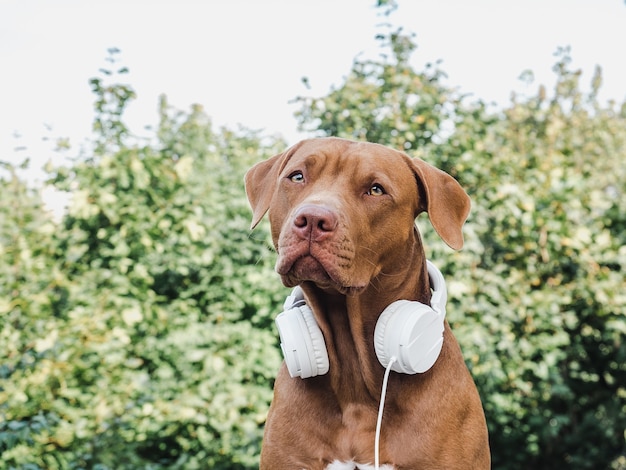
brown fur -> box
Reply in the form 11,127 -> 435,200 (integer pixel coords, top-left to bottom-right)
245,137 -> 490,469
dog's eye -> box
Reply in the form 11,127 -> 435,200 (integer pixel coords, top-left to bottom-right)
368,184 -> 386,196
289,171 -> 304,183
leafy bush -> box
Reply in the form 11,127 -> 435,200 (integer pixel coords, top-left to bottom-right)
296,30 -> 626,469
1,60 -> 284,469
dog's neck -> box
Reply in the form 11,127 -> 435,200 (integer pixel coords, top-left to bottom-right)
299,228 -> 431,404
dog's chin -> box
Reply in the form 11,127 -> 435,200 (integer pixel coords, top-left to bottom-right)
278,256 -> 366,296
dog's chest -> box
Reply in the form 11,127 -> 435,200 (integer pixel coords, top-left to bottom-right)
324,461 -> 395,470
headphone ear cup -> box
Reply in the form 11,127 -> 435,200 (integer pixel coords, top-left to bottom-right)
374,300 -> 444,374
275,305 -> 329,379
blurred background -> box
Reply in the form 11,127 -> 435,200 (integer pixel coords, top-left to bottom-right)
1,1 -> 625,468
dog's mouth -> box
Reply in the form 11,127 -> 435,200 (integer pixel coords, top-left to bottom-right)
281,255 -> 331,284
276,251 -> 367,295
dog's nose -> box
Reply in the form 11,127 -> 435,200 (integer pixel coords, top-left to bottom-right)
293,204 -> 338,241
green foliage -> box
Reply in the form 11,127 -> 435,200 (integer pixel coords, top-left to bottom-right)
296,34 -> 626,470
1,61 -> 284,469
1,21 -> 625,470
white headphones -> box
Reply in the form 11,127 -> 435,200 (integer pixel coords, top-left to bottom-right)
275,260 -> 448,378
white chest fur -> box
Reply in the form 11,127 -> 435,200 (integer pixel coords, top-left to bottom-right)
324,461 -> 395,470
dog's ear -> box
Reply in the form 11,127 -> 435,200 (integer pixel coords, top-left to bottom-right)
409,157 -> 471,250
244,141 -> 304,229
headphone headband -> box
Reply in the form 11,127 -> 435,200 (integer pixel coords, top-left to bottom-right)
426,260 -> 447,316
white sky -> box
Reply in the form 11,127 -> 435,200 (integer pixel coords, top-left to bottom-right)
2,0 -> 626,186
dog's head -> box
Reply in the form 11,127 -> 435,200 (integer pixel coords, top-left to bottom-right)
245,137 -> 470,294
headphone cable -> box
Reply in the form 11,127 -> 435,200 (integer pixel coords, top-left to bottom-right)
375,355 -> 396,470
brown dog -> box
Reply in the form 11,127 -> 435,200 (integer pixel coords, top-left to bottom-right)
245,137 -> 490,469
